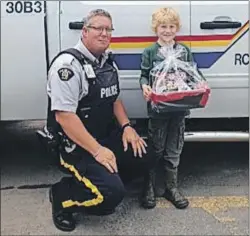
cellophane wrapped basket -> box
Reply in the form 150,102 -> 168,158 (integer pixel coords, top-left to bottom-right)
149,45 -> 211,113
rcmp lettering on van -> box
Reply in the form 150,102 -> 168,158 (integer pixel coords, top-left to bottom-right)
100,85 -> 118,98
234,53 -> 249,65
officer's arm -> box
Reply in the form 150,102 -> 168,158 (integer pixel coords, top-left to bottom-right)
113,99 -> 130,127
55,112 -> 101,156
112,62 -> 130,127
49,57 -> 102,156
112,63 -> 147,155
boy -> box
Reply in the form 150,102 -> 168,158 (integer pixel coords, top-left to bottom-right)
140,7 -> 193,209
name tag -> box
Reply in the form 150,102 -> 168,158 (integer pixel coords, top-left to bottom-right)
83,64 -> 96,79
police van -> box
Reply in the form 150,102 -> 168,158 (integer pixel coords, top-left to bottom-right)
1,1 -> 249,141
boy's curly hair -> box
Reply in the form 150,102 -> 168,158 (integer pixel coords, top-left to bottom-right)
151,7 -> 181,33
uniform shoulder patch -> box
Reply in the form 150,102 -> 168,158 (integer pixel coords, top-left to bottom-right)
57,68 -> 74,81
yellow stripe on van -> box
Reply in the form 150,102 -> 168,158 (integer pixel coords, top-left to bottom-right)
190,40 -> 229,47
110,41 -> 191,49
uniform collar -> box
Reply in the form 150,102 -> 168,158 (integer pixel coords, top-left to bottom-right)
74,39 -> 110,66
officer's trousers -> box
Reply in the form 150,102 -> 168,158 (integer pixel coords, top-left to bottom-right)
52,130 -> 153,214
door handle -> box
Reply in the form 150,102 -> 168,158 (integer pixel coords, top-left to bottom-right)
69,21 -> 84,30
200,21 -> 242,29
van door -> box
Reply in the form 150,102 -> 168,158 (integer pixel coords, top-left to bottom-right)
190,1 -> 249,118
1,1 -> 48,120
59,1 -> 191,118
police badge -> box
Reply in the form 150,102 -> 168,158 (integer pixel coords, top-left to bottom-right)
57,68 -> 74,81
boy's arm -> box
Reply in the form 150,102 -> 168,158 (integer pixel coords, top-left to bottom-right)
140,48 -> 151,88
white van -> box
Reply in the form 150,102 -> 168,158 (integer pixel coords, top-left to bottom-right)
1,1 -> 249,141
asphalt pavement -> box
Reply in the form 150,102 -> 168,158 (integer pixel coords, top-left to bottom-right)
0,121 -> 249,235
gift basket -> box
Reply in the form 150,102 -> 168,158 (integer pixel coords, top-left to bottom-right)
149,44 -> 210,113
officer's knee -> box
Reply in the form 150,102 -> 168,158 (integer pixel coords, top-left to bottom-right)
110,176 -> 126,206
103,174 -> 126,209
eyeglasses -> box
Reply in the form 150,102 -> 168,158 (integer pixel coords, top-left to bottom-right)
87,25 -> 114,34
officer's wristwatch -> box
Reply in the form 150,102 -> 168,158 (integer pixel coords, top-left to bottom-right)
121,122 -> 132,132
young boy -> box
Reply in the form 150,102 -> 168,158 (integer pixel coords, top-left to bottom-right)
140,7 -> 193,209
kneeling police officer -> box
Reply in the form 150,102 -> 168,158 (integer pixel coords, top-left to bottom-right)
42,9 -> 155,232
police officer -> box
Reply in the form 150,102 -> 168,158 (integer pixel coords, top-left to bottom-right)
45,9 -> 154,232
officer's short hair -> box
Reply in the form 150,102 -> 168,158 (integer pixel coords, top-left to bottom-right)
84,9 -> 113,26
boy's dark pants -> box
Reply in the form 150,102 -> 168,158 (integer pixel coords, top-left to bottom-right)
148,115 -> 185,170
143,115 -> 189,209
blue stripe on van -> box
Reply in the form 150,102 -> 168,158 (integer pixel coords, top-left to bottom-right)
113,52 -> 224,70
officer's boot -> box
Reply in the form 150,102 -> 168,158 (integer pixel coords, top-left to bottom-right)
49,185 -> 76,232
163,165 -> 189,209
140,168 -> 156,209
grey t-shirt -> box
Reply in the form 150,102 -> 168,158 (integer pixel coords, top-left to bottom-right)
47,39 -> 120,113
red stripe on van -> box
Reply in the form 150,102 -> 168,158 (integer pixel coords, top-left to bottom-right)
110,34 -> 233,43
110,20 -> 249,43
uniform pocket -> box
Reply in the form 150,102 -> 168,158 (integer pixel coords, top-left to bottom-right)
148,119 -> 167,155
176,117 -> 185,151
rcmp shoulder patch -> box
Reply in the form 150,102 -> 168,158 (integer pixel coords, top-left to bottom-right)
57,68 -> 74,81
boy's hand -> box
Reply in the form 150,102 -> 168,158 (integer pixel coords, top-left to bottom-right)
142,84 -> 152,101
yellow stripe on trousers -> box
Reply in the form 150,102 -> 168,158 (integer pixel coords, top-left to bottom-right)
60,156 -> 104,208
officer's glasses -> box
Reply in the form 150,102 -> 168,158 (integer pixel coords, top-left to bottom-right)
87,25 -> 114,34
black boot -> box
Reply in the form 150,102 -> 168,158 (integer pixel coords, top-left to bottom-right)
163,166 -> 189,209
140,169 -> 156,209
49,186 -> 76,232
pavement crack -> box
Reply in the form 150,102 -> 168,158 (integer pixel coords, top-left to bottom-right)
1,184 -> 52,190
0,186 -> 15,190
17,184 -> 52,189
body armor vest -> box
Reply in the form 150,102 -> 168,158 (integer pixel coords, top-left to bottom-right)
46,48 -> 120,141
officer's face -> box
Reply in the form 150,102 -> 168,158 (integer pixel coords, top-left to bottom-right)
82,16 -> 113,56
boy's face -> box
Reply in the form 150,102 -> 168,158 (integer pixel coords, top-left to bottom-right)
156,23 -> 178,43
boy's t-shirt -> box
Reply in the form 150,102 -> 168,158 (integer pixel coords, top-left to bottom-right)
140,41 -> 196,118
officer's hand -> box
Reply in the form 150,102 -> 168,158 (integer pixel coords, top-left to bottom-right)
94,146 -> 118,173
122,126 -> 147,158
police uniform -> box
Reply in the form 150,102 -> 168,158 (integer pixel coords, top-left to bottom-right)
46,39 -> 153,225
